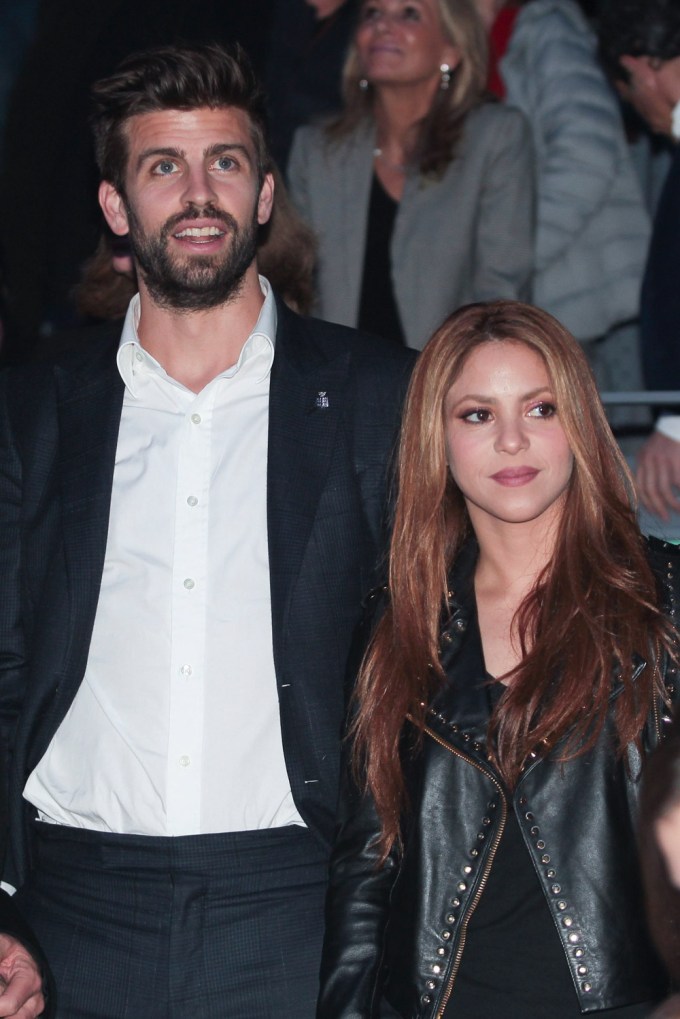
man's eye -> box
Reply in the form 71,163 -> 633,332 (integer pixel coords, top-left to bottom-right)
214,156 -> 236,171
530,401 -> 557,418
153,160 -> 178,176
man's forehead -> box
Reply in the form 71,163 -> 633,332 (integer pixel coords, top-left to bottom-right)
123,106 -> 255,154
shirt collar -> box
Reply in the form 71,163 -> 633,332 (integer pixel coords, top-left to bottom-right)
672,99 -> 680,142
117,276 -> 277,396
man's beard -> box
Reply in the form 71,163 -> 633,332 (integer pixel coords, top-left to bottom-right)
125,201 -> 259,312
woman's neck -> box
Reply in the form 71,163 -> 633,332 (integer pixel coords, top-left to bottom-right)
372,80 -> 438,158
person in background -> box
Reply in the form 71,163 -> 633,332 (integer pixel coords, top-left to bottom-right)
474,1 -> 650,367
317,300 -> 679,1018
266,0 -> 359,170
288,0 -> 534,351
598,0 -> 680,525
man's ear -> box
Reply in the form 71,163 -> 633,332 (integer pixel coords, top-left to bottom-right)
98,180 -> 130,236
257,172 -> 275,227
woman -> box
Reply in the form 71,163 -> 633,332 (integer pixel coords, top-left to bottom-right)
318,300 -> 680,1018
287,0 -> 534,350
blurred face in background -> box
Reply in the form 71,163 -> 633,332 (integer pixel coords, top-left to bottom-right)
473,0 -> 506,32
355,0 -> 459,91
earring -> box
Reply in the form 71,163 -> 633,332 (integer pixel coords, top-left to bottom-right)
359,78 -> 369,91
440,63 -> 451,90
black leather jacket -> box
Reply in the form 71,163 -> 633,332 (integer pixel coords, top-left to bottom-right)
318,538 -> 680,1019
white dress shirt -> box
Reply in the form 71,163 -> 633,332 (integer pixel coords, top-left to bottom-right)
25,279 -> 305,835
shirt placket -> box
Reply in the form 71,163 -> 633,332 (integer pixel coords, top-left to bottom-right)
166,387 -> 215,833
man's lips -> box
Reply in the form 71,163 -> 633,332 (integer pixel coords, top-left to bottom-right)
490,467 -> 539,486
173,224 -> 226,241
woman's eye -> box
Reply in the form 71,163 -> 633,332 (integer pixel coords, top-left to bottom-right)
401,4 -> 421,19
360,4 -> 381,21
461,408 -> 491,424
528,401 -> 557,418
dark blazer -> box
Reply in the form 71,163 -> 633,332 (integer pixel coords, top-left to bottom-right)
0,297 -> 414,888
641,144 -> 680,396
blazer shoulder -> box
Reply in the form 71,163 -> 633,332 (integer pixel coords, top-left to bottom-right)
465,98 -> 531,142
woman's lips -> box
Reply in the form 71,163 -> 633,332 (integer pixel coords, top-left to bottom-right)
490,467 -> 539,486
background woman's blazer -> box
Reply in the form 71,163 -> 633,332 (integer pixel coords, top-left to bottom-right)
288,102 -> 536,350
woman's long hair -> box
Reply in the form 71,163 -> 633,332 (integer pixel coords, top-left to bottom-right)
352,300 -> 675,858
327,0 -> 489,176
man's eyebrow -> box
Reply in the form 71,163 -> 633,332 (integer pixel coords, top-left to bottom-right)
204,142 -> 253,167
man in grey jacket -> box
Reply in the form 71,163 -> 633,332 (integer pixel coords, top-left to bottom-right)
599,0 -> 680,524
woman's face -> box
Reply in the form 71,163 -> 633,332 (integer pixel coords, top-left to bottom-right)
444,341 -> 574,535
355,0 -> 459,90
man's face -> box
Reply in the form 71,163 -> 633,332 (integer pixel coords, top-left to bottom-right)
617,55 -> 675,137
99,106 -> 274,311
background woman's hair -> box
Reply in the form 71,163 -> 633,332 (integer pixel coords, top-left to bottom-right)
327,0 -> 489,176
352,299 -> 675,858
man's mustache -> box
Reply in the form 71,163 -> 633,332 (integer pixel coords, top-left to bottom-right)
161,203 -> 239,237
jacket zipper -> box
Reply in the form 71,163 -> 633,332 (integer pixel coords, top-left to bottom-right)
421,724 -> 507,1019
653,639 -> 662,743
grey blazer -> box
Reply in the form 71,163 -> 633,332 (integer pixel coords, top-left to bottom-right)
288,102 -> 535,350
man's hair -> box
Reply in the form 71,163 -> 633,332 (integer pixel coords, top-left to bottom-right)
91,42 -> 271,194
597,0 -> 680,82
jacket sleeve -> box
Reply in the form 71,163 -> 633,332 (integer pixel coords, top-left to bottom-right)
0,373 -> 27,805
519,6 -> 634,272
0,376 -> 55,1012
317,752 -> 400,1019
473,105 -> 536,303
317,592 -> 401,1019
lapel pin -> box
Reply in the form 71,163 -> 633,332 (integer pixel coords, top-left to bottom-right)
315,391 -> 330,409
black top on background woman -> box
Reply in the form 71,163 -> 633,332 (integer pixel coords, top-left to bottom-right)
318,300 -> 680,1018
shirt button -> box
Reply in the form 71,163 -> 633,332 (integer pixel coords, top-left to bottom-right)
191,413 -> 201,425
135,351 -> 143,362
183,578 -> 195,590
180,664 -> 193,678
187,496 -> 198,507
179,755 -> 191,768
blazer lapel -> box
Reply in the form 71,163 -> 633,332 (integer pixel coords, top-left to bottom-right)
340,123 -> 376,324
267,303 -> 351,678
55,341 -> 124,682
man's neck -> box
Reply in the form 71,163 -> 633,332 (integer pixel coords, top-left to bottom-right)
136,266 -> 266,393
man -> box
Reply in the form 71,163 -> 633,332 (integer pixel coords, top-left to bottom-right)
0,43 -> 413,1017
598,0 -> 680,522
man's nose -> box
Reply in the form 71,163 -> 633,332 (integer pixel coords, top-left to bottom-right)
181,165 -> 218,207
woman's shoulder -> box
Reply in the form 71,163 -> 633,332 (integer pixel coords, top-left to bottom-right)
462,99 -> 532,150
646,535 -> 680,618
